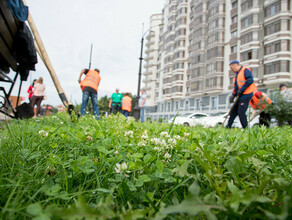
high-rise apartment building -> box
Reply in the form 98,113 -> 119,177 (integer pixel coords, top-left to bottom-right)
143,0 -> 292,121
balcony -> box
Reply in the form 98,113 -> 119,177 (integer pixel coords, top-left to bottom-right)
146,32 -> 155,40
144,62 -> 156,68
230,22 -> 238,30
205,85 -> 224,93
229,53 -> 237,61
146,41 -> 155,47
144,55 -> 154,62
143,71 -> 152,76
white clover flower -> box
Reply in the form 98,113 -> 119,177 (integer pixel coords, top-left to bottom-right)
184,132 -> 190,137
114,151 -> 119,155
154,147 -> 161,152
174,135 -> 182,140
115,164 -> 121,173
195,147 -> 201,152
121,162 -> 127,170
150,138 -> 160,144
60,121 -> 64,125
87,136 -> 93,141
138,141 -> 146,147
115,162 -> 127,174
263,155 -> 268,158
52,116 -> 57,119
124,174 -> 130,178
160,131 -> 170,138
164,153 -> 171,160
124,131 -> 134,138
160,139 -> 167,147
39,130 -> 48,137
168,138 -> 177,146
141,134 -> 148,139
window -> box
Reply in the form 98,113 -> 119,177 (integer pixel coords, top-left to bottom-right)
264,61 -> 290,75
172,86 -> 183,93
175,102 -> 179,111
206,76 -> 223,89
241,15 -> 253,29
196,99 -> 201,110
231,45 -> 237,53
207,61 -> 224,74
241,31 -> 253,44
232,1 -> 238,9
265,21 -> 281,36
231,30 -> 237,38
208,32 -> 224,44
241,49 -> 258,61
231,15 -> 238,24
265,1 -> 281,17
192,67 -> 204,78
264,40 -> 281,55
212,97 -> 218,109
191,81 -> 202,92
185,101 -> 189,111
241,0 -> 253,12
173,62 -> 184,70
207,46 -> 224,60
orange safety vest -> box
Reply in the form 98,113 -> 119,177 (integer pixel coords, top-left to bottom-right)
80,69 -> 101,91
122,96 -> 132,112
233,66 -> 257,95
249,92 -> 272,110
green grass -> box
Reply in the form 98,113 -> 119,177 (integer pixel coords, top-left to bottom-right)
0,113 -> 291,219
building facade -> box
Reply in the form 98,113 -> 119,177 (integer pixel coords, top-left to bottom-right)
143,0 -> 292,121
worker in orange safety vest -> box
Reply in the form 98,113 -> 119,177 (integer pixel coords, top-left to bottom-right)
227,60 -> 257,128
250,91 -> 273,127
121,93 -> 132,118
78,68 -> 101,119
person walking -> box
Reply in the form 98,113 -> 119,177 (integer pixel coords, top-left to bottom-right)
139,89 -> 147,122
27,79 -> 37,102
109,88 -> 123,114
279,83 -> 292,102
226,60 -> 257,128
78,68 -> 101,120
122,93 -> 132,118
31,77 -> 45,117
249,91 -> 273,127
279,83 -> 292,126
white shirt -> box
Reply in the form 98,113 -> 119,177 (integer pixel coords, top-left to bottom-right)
139,93 -> 147,107
33,83 -> 45,96
280,89 -> 292,102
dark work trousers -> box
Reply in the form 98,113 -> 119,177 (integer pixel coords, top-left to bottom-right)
227,97 -> 251,128
259,112 -> 271,127
31,95 -> 43,116
111,102 -> 121,114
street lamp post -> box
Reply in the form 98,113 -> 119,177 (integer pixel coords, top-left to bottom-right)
133,27 -> 152,121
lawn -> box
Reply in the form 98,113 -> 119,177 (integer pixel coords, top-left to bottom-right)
0,113 -> 291,219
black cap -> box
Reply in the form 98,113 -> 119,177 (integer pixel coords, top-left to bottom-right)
279,83 -> 287,89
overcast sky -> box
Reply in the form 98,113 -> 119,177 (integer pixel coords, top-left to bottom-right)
13,0 -> 164,106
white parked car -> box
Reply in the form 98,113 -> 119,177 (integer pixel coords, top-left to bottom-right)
170,112 -> 209,126
201,112 -> 229,127
201,111 -> 260,128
